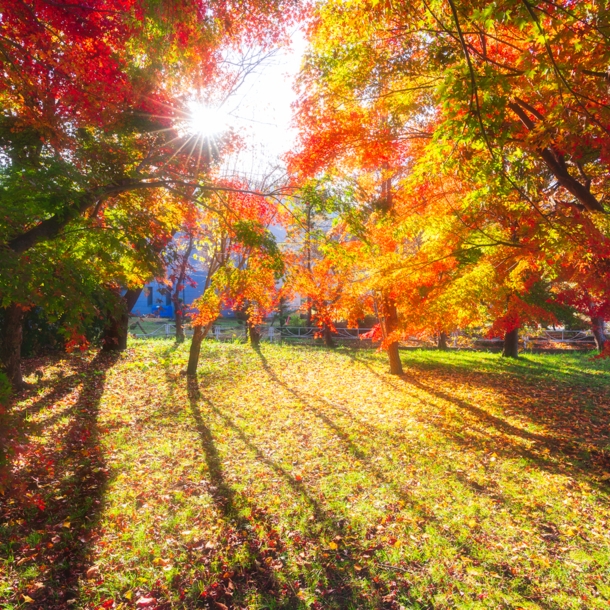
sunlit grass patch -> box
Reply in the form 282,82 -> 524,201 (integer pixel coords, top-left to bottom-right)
2,342 -> 609,608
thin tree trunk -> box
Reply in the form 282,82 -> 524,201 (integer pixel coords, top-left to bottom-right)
381,296 -> 403,375
174,306 -> 185,343
502,327 -> 519,358
323,323 -> 335,348
591,316 -> 606,352
0,303 -> 25,389
186,322 -> 213,376
172,236 -> 194,344
437,331 -> 448,350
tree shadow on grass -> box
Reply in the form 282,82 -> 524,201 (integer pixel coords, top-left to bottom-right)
342,350 -> 610,491
185,375 -> 404,609
0,351 -> 119,609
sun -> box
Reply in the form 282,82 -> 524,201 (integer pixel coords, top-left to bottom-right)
186,100 -> 229,137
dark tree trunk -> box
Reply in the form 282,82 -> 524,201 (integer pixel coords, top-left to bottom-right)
172,237 -> 194,344
502,327 -> 519,358
387,341 -> 403,375
174,304 -> 185,343
0,303 -> 25,389
248,321 -> 261,347
381,297 -> 403,375
322,324 -> 336,348
102,287 -> 142,352
437,331 -> 448,350
186,322 -> 212,376
591,316 -> 606,352
101,310 -> 126,352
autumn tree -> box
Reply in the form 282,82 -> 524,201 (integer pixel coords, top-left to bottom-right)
0,0 -> 296,387
290,0 -> 609,362
186,182 -> 284,375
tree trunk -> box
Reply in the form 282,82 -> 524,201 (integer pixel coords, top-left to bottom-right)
174,304 -> 185,343
322,324 -> 336,348
591,316 -> 606,352
102,287 -> 142,352
437,331 -> 448,350
387,341 -> 403,375
248,321 -> 261,347
0,303 -> 25,389
101,309 -> 126,352
187,322 -> 212,376
172,236 -> 194,344
381,297 -> 403,375
502,327 -> 519,358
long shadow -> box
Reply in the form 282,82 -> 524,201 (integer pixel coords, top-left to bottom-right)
248,348 -> 502,564
253,345 -> 508,507
343,350 -> 610,490
185,375 -> 390,608
0,351 -> 119,609
186,377 -> 304,607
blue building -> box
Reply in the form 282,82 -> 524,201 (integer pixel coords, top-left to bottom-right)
131,226 -> 288,319
131,270 -> 214,318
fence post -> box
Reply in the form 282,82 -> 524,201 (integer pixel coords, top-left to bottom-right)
268,327 -> 275,342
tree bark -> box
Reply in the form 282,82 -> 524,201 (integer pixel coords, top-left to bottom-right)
437,331 -> 448,350
508,101 -> 604,213
381,297 -> 403,375
0,303 -> 25,389
186,322 -> 212,376
591,316 -> 606,352
6,181 -> 172,254
174,305 -> 185,343
248,321 -> 261,347
102,287 -> 142,352
172,236 -> 195,344
322,323 -> 336,348
502,327 -> 519,358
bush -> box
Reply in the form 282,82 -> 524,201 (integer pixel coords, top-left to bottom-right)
0,371 -> 10,406
286,314 -> 307,327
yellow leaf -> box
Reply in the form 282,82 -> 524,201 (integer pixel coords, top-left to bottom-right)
63,521 -> 71,528
125,590 -> 133,600
328,541 -> 338,550
468,519 -> 477,528
23,596 -> 35,603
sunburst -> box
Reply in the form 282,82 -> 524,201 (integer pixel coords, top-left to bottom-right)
185,100 -> 229,138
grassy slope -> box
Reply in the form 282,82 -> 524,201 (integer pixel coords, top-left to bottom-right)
1,343 -> 610,609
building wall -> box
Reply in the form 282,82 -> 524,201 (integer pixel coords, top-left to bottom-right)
131,270 -> 208,318
129,226 -> 298,319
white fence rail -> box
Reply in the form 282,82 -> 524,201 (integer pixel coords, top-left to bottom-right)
131,322 -> 605,347
131,324 -> 374,342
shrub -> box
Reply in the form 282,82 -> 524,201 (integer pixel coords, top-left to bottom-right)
0,370 -> 10,406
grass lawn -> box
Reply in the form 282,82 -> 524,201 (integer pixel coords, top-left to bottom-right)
1,342 -> 610,609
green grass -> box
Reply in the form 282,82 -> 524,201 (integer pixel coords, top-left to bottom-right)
2,343 -> 610,608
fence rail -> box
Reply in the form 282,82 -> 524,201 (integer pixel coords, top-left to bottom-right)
131,324 -> 374,341
130,322 -> 606,347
